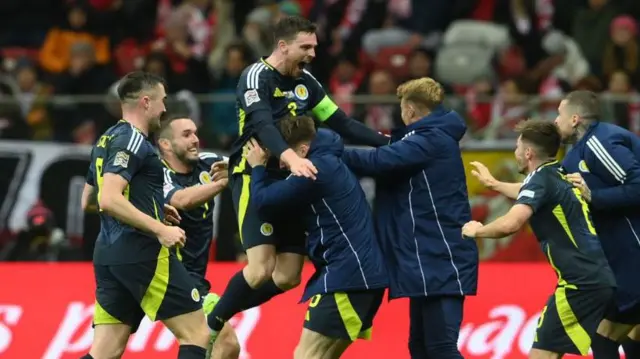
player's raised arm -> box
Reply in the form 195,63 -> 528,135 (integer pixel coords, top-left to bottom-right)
306,70 -> 389,147
469,161 -> 523,200
582,134 -> 640,209
99,132 -> 165,236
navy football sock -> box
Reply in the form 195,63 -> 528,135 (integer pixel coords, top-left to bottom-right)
591,334 -> 621,359
178,344 -> 206,359
79,355 -> 94,359
622,340 -> 640,358
241,278 -> 284,311
207,271 -> 253,331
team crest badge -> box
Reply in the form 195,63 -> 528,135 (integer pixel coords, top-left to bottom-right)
294,84 -> 308,100
199,171 -> 211,184
260,222 -> 274,236
191,288 -> 201,302
578,160 -> 590,173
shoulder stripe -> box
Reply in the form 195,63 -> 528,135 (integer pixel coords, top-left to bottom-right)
247,63 -> 266,89
586,136 -> 626,183
198,151 -> 220,159
125,127 -> 144,154
303,69 -> 320,85
163,167 -> 173,184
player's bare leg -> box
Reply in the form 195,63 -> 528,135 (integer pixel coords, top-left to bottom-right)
597,319 -> 635,341
87,323 -> 131,359
211,323 -> 240,359
272,252 -> 304,290
529,348 -> 562,359
243,244 -> 277,287
163,309 -> 210,358
294,328 -> 351,359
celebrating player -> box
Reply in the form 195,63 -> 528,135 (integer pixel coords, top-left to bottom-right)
243,115 -> 388,359
556,91 -> 640,358
81,72 -> 210,359
471,91 -> 640,359
341,77 -> 478,358
463,120 -> 616,359
206,15 -> 389,352
156,113 -> 240,359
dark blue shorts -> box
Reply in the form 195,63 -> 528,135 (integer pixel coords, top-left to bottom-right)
230,173 -> 306,254
606,301 -> 640,325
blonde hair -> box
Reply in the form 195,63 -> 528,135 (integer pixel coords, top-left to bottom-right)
396,77 -> 444,111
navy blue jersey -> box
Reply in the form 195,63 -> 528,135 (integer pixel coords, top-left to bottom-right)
86,120 -> 166,265
162,151 -> 224,294
249,129 -> 388,301
516,161 -> 615,289
562,121 -> 640,309
230,58 -> 337,174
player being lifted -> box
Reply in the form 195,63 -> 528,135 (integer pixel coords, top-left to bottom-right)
206,15 -> 389,353
463,120 -> 616,359
81,72 -> 210,359
243,116 -> 388,359
156,113 -> 241,359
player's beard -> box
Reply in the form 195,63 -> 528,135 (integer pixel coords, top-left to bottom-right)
149,114 -> 162,132
175,146 -> 199,166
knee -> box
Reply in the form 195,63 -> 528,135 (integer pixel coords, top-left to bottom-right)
243,259 -> 275,288
272,270 -> 301,291
216,327 -> 241,359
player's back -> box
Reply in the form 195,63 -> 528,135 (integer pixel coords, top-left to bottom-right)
162,152 -> 223,294
230,59 -> 325,173
90,120 -> 166,265
301,130 -> 388,301
520,162 -> 615,289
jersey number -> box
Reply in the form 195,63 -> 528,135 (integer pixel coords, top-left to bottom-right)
287,102 -> 297,116
305,294 -> 322,321
202,202 -> 209,218
95,157 -> 104,208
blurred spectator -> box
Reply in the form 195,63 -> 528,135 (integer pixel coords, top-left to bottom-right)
39,3 -> 111,74
52,41 -> 117,142
572,0 -> 618,76
465,75 -> 497,132
243,6 -> 275,60
602,70 -> 640,133
353,69 -> 399,134
0,75 -> 31,140
483,77 -> 533,140
152,2 -> 211,92
13,58 -> 54,140
329,55 -> 365,116
0,201 -> 81,261
540,30 -> 590,90
603,15 -> 640,88
362,0 -> 454,56
206,42 -> 253,149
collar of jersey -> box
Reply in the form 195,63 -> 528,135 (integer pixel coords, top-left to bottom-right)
574,121 -> 600,148
119,119 -> 148,138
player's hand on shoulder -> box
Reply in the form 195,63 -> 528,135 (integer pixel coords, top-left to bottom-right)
462,221 -> 483,238
163,204 -> 181,225
469,161 -> 497,188
567,173 -> 591,202
289,157 -> 317,180
157,225 -> 186,248
243,138 -> 268,167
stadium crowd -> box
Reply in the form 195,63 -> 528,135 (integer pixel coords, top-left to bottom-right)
2,0 -> 640,263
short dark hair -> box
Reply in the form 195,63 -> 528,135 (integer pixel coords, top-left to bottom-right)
156,111 -> 191,141
278,115 -> 316,146
515,120 -> 561,159
117,71 -> 166,102
273,16 -> 317,43
564,90 -> 600,119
